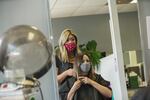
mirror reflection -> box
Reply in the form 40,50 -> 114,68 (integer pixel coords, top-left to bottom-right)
50,0 -> 143,100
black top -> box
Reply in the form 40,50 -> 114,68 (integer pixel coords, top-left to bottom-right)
56,56 -> 76,100
131,87 -> 150,100
56,56 -> 111,100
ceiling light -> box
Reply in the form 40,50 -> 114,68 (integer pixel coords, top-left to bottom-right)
105,0 -> 133,5
117,0 -> 133,4
130,0 -> 137,3
28,32 -> 34,40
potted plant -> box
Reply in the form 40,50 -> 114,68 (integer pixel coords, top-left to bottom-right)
79,40 -> 102,69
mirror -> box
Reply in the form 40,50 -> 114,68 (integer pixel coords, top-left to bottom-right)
50,0 -> 141,99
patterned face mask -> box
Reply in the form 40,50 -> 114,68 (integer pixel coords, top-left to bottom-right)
64,42 -> 76,53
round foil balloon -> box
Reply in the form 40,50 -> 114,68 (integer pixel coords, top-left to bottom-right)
0,25 -> 52,79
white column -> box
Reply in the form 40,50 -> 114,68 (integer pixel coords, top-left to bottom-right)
107,0 -> 128,100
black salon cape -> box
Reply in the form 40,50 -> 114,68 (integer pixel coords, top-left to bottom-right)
56,56 -> 111,100
73,74 -> 112,100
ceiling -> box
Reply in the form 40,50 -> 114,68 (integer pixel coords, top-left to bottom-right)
50,0 -> 137,18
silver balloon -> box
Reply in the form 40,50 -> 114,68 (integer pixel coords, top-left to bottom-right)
0,25 -> 52,78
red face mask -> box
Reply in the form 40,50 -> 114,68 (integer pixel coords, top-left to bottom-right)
64,42 -> 76,53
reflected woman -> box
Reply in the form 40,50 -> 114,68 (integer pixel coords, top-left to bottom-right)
67,54 -> 112,100
55,29 -> 81,100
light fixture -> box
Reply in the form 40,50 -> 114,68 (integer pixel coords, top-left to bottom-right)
28,32 -> 34,40
117,0 -> 133,4
105,0 -> 134,5
130,0 -> 137,3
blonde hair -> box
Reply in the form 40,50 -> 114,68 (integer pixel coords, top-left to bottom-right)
58,29 -> 81,62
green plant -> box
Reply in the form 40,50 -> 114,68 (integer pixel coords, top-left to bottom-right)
79,40 -> 102,69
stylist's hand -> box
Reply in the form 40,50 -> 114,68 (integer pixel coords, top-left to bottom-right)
79,76 -> 93,85
67,80 -> 82,100
66,68 -> 77,78
70,80 -> 82,92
